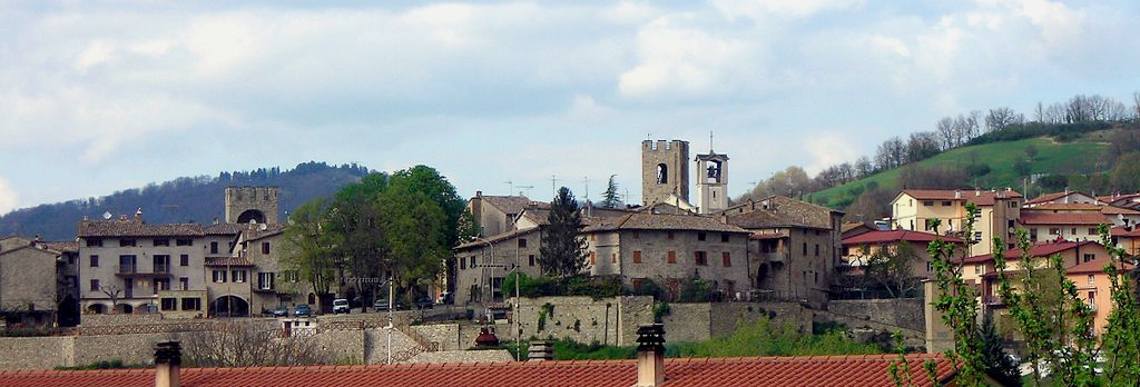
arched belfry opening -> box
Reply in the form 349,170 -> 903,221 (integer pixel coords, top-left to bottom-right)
237,209 -> 267,224
656,163 -> 668,184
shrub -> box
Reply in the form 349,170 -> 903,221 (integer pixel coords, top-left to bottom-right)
626,278 -> 666,299
652,302 -> 671,323
679,276 -> 714,302
965,163 -> 991,176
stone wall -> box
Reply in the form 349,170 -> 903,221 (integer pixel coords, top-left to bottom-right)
660,302 -> 812,343
660,303 -> 711,342
828,299 -> 924,332
72,333 -> 169,366
315,329 -> 364,363
406,350 -> 513,364
80,313 -> 166,327
516,296 -> 640,346
411,323 -> 460,351
0,336 -> 73,370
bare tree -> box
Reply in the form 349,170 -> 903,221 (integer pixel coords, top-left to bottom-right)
1134,91 -> 1140,120
854,156 -> 873,178
1045,103 -> 1066,124
905,131 -> 941,163
1066,94 -> 1092,123
99,284 -> 123,313
985,107 -> 1024,132
177,321 -> 332,367
936,117 -> 955,149
1034,102 -> 1046,123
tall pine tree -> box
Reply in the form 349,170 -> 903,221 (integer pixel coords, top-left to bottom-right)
600,174 -> 622,208
540,187 -> 588,278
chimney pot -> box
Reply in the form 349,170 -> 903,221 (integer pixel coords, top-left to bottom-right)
635,324 -> 666,387
528,341 -> 554,361
476,190 -> 483,198
154,341 -> 181,387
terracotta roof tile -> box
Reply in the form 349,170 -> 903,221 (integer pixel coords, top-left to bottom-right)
43,241 -> 79,253
1026,191 -> 1090,205
584,211 -> 748,234
78,219 -> 205,238
203,223 -> 244,235
1019,211 -> 1109,225
962,240 -> 1100,264
0,354 -> 957,387
899,189 -> 1022,206
1067,258 -> 1135,275
722,195 -> 837,230
843,230 -> 963,245
480,195 -> 537,215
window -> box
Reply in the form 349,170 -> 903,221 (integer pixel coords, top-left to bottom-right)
941,201 -> 952,206
232,270 -> 246,283
153,255 -> 170,273
85,238 -> 103,247
1088,228 -> 1097,235
161,298 -> 177,311
814,244 -> 819,257
721,233 -> 730,242
528,255 -> 535,266
973,231 -> 982,242
518,238 -> 527,248
90,279 -> 100,291
1071,228 -> 1077,235
589,252 -> 596,265
258,272 -> 275,290
722,252 -> 731,267
694,251 -> 708,266
261,242 -> 270,255
633,251 -> 642,264
179,277 -> 189,290
1008,201 -> 1017,208
815,272 -> 819,284
460,258 -> 467,270
923,201 -> 934,206
802,243 -> 807,255
1007,220 -> 1016,229
611,253 -> 617,264
1088,275 -> 1095,285
176,239 -> 193,246
667,251 -> 676,264
815,230 -> 821,236
1083,253 -> 1095,263
974,265 -> 982,275
154,279 -> 170,292
926,261 -> 933,273
153,239 -> 170,247
210,242 -> 218,255
667,232 -> 675,240
181,298 -> 201,311
212,270 -> 227,283
471,256 -> 477,267
698,232 -> 707,241
656,163 -> 668,184
120,239 -> 136,247
1030,228 -> 1038,241
90,255 -> 99,267
180,254 -> 189,266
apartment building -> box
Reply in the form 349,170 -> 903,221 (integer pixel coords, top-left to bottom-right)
890,189 -> 1022,256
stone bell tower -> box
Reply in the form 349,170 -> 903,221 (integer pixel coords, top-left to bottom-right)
641,140 -> 690,206
695,151 -> 729,214
224,186 -> 279,225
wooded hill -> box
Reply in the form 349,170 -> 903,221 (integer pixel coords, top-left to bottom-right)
0,162 -> 370,240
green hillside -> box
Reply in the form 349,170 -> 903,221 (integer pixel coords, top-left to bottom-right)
810,135 -> 1110,209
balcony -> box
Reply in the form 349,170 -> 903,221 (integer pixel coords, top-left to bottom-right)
154,263 -> 170,274
983,294 -> 1006,307
117,264 -> 137,274
114,264 -> 172,278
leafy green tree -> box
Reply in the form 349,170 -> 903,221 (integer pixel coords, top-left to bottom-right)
379,179 -> 451,303
1097,225 -> 1140,384
925,204 -> 987,385
539,187 -> 587,278
1110,152 -> 1140,192
326,172 -> 389,293
600,175 -> 622,208
384,165 -> 467,248
864,242 -> 919,298
283,198 -> 340,298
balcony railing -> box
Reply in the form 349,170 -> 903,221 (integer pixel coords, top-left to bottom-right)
154,263 -> 170,273
117,264 -> 137,274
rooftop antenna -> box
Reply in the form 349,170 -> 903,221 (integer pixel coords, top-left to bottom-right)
516,185 -> 534,197
584,176 -> 590,201
709,130 -> 715,153
550,175 -> 559,198
504,180 -> 514,196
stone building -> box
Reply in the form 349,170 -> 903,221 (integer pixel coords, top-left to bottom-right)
0,236 -> 78,326
641,140 -> 690,207
467,192 -> 535,238
694,151 -> 729,215
582,204 -> 751,297
76,187 -> 296,319
719,195 -> 843,307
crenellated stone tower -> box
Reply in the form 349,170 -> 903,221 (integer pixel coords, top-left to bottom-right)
641,140 -> 689,206
224,186 -> 279,225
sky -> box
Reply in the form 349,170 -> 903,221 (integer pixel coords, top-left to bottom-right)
2,0 -> 1139,215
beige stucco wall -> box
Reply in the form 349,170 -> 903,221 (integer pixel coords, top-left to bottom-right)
78,236 -> 210,312
453,230 -> 545,306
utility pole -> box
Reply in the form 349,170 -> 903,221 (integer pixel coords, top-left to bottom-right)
550,175 -> 559,198
583,176 -> 590,201
504,181 -> 514,196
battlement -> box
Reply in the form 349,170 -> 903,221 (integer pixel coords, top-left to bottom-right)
224,187 -> 279,224
641,139 -> 688,152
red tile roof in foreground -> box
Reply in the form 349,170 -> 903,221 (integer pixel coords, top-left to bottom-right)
843,230 -> 963,245
0,354 -> 956,387
962,240 -> 1100,264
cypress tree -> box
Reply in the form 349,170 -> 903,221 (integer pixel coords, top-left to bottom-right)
539,187 -> 587,278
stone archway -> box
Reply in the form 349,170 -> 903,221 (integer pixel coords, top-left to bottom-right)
210,295 -> 250,317
86,303 -> 107,315
236,209 -> 267,224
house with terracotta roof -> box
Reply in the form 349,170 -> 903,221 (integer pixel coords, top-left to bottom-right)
1066,258 -> 1137,335
841,230 -> 964,279
1110,225 -> 1140,255
1019,203 -> 1138,243
890,188 -> 1022,257
0,325 -> 975,387
958,240 -> 1109,313
1025,190 -> 1101,207
718,195 -> 843,306
467,191 -> 542,238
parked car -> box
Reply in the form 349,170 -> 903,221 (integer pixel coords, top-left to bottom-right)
415,296 -> 434,310
437,292 -> 453,305
373,298 -> 404,311
270,306 -> 289,318
332,298 -> 351,314
293,304 -> 312,317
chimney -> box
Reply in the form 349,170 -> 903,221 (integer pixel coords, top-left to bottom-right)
154,341 -> 181,387
634,324 -> 666,387
528,340 -> 554,361
476,190 -> 483,198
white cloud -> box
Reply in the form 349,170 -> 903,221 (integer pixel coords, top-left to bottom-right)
803,133 -> 859,174
618,17 -> 756,98
0,177 -> 18,215
712,0 -> 864,20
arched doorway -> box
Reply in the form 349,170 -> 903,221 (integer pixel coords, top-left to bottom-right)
237,209 -> 267,224
211,296 -> 250,317
307,293 -> 316,305
58,295 -> 80,327
115,303 -> 133,314
87,303 -> 106,314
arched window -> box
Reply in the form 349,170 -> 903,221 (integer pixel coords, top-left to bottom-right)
656,163 -> 668,184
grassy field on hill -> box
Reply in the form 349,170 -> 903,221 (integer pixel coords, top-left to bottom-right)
811,135 -> 1110,209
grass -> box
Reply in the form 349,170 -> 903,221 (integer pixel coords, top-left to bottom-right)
810,134 -> 1110,209
503,318 -> 881,360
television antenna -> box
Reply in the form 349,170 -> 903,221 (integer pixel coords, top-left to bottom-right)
516,185 -> 534,197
